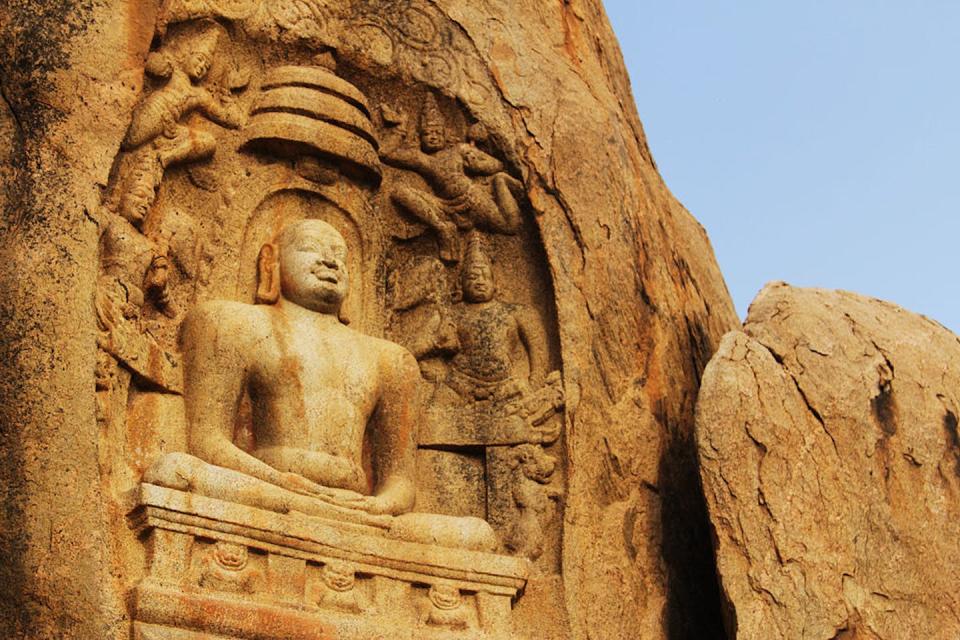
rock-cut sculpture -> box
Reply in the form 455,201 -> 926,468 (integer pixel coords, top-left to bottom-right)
381,93 -> 523,263
145,218 -> 496,550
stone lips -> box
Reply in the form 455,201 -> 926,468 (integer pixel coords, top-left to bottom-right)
242,65 -> 382,184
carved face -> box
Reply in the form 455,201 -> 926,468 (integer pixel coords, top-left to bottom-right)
420,123 -> 445,152
212,542 -> 248,571
462,261 -> 494,303
120,173 -> 157,226
322,563 -> 356,592
428,585 -> 462,610
186,51 -> 212,81
278,220 -> 350,314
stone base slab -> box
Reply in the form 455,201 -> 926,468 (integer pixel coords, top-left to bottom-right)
129,484 -> 529,639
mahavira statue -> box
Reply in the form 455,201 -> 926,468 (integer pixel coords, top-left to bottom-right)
146,218 -> 495,549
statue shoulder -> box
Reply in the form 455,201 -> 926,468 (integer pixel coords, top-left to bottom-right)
182,300 -> 271,342
356,332 -> 419,377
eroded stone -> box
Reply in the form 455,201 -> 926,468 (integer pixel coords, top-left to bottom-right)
0,1 -> 737,638
697,283 -> 960,639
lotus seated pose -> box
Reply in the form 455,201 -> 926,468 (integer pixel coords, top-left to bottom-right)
145,218 -> 496,551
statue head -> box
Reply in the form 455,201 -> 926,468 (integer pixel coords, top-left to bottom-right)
428,584 -> 462,610
321,562 -> 356,592
145,21 -> 222,83
183,22 -> 222,81
461,235 -> 495,303
118,153 -> 162,227
257,219 -> 350,316
419,93 -> 446,153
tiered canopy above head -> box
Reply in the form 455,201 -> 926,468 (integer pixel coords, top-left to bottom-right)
243,65 -> 382,185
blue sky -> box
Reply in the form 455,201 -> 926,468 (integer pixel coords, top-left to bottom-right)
604,1 -> 960,333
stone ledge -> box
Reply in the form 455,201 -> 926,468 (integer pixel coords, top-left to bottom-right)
131,483 -> 529,593
129,484 -> 529,639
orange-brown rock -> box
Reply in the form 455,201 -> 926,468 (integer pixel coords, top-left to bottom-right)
697,283 -> 960,639
0,1 -> 737,638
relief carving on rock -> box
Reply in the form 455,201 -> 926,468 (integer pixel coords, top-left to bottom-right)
96,3 -> 570,638
380,95 -> 522,262
306,561 -> 369,613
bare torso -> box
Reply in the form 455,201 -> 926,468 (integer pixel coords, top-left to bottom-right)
207,302 -> 405,493
450,300 -> 522,382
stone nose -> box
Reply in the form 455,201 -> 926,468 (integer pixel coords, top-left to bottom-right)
317,255 -> 339,269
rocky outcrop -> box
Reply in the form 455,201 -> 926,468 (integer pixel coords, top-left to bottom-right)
0,2 -> 737,638
696,283 -> 960,639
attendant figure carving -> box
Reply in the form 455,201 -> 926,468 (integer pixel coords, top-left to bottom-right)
447,236 -> 544,401
423,584 -> 469,629
124,20 -> 246,172
422,235 -> 563,446
310,562 -> 366,613
381,94 -> 523,262
197,541 -> 263,594
96,153 -> 185,394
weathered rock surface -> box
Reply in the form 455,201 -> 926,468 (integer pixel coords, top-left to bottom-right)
0,1 -> 738,638
697,283 -> 960,639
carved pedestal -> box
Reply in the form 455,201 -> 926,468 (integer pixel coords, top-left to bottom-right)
129,485 -> 529,640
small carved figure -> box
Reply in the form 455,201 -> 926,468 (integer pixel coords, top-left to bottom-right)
321,562 -> 355,592
96,153 -> 182,393
447,236 -> 549,406
197,541 -> 262,594
124,20 -> 245,170
504,444 -> 560,559
414,235 -> 564,448
424,584 -> 468,629
312,562 -> 365,613
380,94 -> 523,262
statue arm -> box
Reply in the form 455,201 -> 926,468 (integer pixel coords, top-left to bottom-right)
380,146 -> 432,173
460,145 -> 503,175
181,304 -> 288,488
366,347 -> 420,515
516,308 -> 549,388
197,88 -> 245,129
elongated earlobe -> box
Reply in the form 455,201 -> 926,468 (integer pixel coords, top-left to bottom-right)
255,243 -> 280,304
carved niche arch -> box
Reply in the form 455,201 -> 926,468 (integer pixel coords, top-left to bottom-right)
221,164 -> 386,335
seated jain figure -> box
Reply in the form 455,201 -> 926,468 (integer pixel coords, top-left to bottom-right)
145,219 -> 496,550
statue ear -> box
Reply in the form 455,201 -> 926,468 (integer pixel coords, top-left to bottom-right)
255,243 -> 280,304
